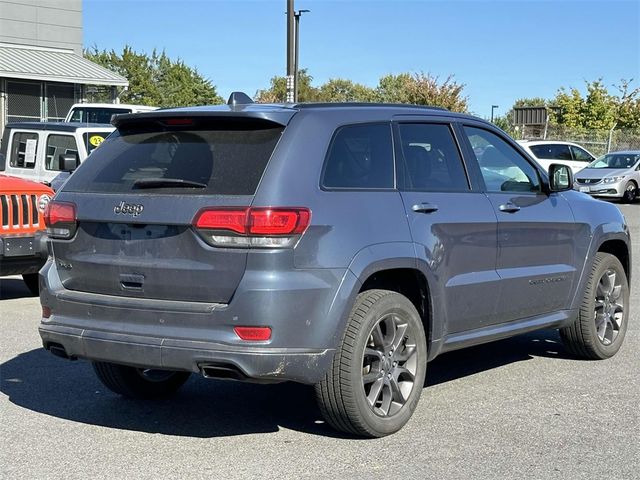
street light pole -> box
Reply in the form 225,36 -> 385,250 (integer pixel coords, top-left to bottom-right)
293,9 -> 310,102
286,0 -> 295,102
491,105 -> 499,123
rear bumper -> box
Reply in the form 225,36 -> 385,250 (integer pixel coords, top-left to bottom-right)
0,231 -> 48,276
39,324 -> 333,384
38,260 -> 358,384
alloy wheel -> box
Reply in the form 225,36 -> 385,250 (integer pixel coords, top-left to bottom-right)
361,313 -> 418,417
623,183 -> 637,202
594,268 -> 625,346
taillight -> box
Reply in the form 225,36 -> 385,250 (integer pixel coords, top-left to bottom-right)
249,208 -> 310,235
193,207 -> 311,248
44,201 -> 77,239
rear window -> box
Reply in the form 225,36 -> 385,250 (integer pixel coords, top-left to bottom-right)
62,120 -> 283,195
68,107 -> 131,123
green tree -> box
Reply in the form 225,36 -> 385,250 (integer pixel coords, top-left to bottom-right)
317,78 -> 376,102
375,73 -> 468,111
614,79 -> 640,130
85,45 -> 222,107
491,115 -> 516,136
255,69 -> 319,102
255,70 -> 468,111
154,52 -> 221,107
513,97 -> 548,108
549,79 -> 630,131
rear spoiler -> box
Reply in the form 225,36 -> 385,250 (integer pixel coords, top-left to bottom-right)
112,107 -> 297,129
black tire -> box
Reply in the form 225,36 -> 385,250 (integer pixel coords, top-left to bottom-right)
621,181 -> 637,203
315,289 -> 427,437
560,252 -> 629,359
92,362 -> 191,399
22,273 -> 39,296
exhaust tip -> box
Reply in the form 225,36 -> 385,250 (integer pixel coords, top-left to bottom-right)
199,363 -> 247,381
46,343 -> 76,361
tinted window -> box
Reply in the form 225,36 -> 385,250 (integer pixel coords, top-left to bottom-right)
530,144 -> 572,160
322,124 -> 394,189
45,134 -> 77,171
398,123 -> 468,191
9,132 -> 38,169
62,122 -> 283,195
570,145 -> 593,162
69,107 -> 130,124
464,127 -> 541,193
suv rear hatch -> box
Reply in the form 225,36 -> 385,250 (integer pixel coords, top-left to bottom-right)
49,112 -> 292,303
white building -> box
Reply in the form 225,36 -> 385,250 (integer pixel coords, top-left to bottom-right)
0,0 -> 128,137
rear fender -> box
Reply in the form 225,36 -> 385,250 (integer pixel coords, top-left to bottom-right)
327,242 -> 444,358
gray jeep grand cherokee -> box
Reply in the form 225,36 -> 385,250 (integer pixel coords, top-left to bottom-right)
39,94 -> 631,437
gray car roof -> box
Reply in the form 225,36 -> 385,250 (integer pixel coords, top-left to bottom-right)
112,102 -> 485,128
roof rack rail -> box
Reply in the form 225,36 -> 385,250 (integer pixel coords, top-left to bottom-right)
294,102 -> 449,111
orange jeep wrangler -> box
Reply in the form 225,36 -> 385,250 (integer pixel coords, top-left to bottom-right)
0,174 -> 53,295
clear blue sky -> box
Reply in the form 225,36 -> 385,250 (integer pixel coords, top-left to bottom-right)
84,0 -> 640,118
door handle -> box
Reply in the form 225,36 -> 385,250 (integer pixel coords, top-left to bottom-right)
412,203 -> 439,214
499,202 -> 521,213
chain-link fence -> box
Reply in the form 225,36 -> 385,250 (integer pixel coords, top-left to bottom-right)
84,85 -> 114,103
516,125 -> 640,156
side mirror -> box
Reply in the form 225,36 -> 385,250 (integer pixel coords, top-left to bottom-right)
548,163 -> 573,192
59,153 -> 79,172
0,152 -> 5,171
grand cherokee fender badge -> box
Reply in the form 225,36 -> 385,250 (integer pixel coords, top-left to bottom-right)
529,276 -> 567,286
114,201 -> 144,217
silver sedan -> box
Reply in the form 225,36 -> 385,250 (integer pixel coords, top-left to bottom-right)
574,151 -> 640,203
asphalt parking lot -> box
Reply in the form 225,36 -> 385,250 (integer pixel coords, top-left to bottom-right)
1,203 -> 638,480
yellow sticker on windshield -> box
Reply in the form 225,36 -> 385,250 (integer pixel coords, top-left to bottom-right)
89,135 -> 105,147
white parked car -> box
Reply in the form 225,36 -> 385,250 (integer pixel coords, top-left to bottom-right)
574,151 -> 640,203
518,140 -> 596,174
0,122 -> 115,185
65,103 -> 158,124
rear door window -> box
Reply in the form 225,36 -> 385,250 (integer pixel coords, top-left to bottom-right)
322,123 -> 394,189
530,144 -> 572,160
9,132 -> 38,169
62,120 -> 284,195
397,123 -> 469,191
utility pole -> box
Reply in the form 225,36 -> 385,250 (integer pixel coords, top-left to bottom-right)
293,9 -> 310,102
286,0 -> 295,103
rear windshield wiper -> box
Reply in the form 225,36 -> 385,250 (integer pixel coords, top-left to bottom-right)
132,178 -> 207,189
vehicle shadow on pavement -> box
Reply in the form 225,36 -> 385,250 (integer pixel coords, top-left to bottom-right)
0,278 -> 38,300
426,329 -> 572,387
1,330 -> 574,439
